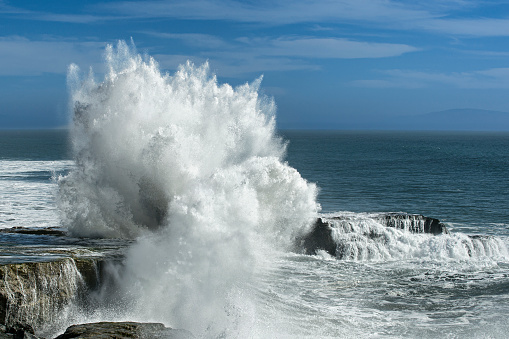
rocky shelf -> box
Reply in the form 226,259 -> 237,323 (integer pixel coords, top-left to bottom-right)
299,213 -> 449,257
0,213 -> 451,337
0,227 -> 131,338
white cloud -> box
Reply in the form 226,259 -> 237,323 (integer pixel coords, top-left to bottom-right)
139,32 -> 418,76
208,57 -> 321,78
0,1 -> 120,23
260,37 -> 419,59
0,36 -> 106,76
99,0 -> 435,25
417,18 -> 509,37
3,0 -> 509,39
4,0 -> 508,39
146,32 -> 418,59
353,67 -> 509,89
141,32 -> 229,49
100,0 -> 509,38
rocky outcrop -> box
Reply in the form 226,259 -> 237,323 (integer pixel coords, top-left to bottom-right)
0,323 -> 41,339
54,322 -> 194,339
0,227 -> 129,336
0,258 -> 97,333
375,213 -> 448,235
300,213 -> 449,257
300,218 -> 337,256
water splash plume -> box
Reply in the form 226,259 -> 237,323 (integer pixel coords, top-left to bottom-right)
58,40 -> 320,336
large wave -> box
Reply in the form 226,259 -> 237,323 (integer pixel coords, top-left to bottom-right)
57,41 -> 319,336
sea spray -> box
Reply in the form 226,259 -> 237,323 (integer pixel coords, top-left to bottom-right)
58,40 -> 320,336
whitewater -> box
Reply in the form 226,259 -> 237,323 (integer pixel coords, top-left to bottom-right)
58,40 -> 320,337
1,41 -> 508,338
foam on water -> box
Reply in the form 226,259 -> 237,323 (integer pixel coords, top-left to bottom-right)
321,213 -> 509,262
0,160 -> 73,229
58,41 -> 319,336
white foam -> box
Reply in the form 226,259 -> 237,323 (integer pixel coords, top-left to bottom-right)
0,160 -> 73,229
58,40 -> 320,336
322,213 -> 509,262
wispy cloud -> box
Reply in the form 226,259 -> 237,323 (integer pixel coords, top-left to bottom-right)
353,67 -> 509,89
252,37 -> 419,59
144,32 -> 418,76
0,1 -> 120,23
141,32 -> 229,49
4,0 -> 509,38
146,34 -> 320,78
0,36 -> 106,76
99,0 -> 435,25
416,18 -> 509,37
0,0 -> 29,14
30,13 -> 118,24
147,31 -> 418,58
99,0 -> 509,37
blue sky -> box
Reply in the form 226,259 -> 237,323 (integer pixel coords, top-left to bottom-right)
1,0 -> 509,129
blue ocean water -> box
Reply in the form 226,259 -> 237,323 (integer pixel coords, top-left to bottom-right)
0,129 -> 70,161
5,129 -> 509,234
1,129 -> 508,338
282,130 -> 509,236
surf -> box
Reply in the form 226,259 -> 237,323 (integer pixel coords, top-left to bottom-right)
58,40 -> 320,336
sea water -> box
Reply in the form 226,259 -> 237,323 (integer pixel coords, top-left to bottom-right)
0,42 -> 508,338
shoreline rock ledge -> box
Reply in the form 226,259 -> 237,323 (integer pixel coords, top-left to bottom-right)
299,213 -> 449,257
54,322 -> 194,339
0,214 -> 448,337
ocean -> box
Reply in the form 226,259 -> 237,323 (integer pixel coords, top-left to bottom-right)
1,129 -> 508,338
1,42 -> 508,338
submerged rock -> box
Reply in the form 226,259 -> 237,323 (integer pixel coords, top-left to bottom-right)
54,322 -> 194,339
300,213 -> 449,257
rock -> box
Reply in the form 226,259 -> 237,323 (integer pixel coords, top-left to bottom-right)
0,259 -> 97,332
0,228 -> 131,335
376,213 -> 448,235
300,213 -> 449,256
0,323 -> 42,339
299,218 -> 337,256
54,322 -> 194,339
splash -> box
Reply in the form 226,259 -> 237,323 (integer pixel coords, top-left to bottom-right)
58,41 -> 319,336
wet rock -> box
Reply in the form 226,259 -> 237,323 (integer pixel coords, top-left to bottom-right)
299,218 -> 336,256
300,213 -> 449,256
0,323 -> 42,339
376,213 -> 448,235
0,259 -> 98,332
0,228 -> 131,335
54,322 -> 194,339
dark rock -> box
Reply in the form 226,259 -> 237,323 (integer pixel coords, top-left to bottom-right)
299,218 -> 336,256
376,213 -> 448,235
0,323 -> 42,339
54,322 -> 194,339
299,213 -> 449,257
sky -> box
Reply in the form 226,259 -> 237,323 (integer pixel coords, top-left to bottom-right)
1,0 -> 509,129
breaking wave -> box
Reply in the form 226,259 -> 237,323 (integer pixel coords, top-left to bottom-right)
58,40 -> 319,336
